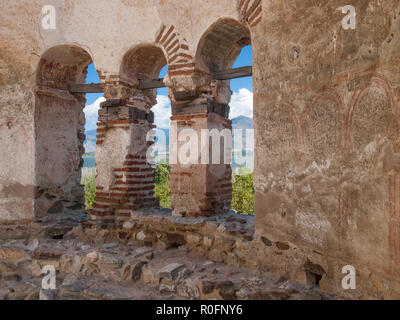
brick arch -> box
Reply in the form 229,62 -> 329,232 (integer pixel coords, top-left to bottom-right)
120,43 -> 168,85
92,45 -> 167,221
195,17 -> 250,74
36,44 -> 93,90
155,24 -> 194,77
238,0 -> 263,28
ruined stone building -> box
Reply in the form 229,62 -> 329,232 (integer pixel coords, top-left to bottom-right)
0,0 -> 400,300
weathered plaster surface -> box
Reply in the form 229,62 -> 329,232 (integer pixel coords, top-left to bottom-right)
253,0 -> 400,298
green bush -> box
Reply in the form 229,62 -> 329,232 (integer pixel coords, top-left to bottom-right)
153,164 -> 254,214
154,163 -> 171,208
81,165 -> 172,210
82,171 -> 96,210
231,173 -> 254,215
82,164 -> 254,215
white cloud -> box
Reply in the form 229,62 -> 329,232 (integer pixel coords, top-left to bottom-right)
84,97 -> 106,131
83,95 -> 172,131
83,89 -> 252,132
152,89 -> 253,129
229,88 -> 253,119
153,95 -> 171,129
84,140 -> 97,153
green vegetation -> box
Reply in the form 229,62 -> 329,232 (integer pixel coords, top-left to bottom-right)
154,163 -> 171,208
152,164 -> 254,214
231,172 -> 254,215
81,168 -> 96,210
82,164 -> 254,215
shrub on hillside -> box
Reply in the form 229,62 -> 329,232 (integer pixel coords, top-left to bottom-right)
81,164 -> 254,215
232,173 -> 254,215
154,163 -> 171,208
82,171 -> 96,210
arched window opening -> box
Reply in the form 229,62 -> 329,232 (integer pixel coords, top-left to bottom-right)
230,45 -> 254,215
118,45 -> 171,210
197,19 -> 250,73
81,63 -> 103,211
35,45 -> 95,224
153,65 -> 172,209
196,19 -> 254,216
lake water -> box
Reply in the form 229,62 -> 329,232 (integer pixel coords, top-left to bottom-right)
83,154 -> 253,170
83,157 -> 96,168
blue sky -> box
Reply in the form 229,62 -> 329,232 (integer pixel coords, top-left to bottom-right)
85,63 -> 103,105
84,45 -> 253,132
231,45 -> 253,92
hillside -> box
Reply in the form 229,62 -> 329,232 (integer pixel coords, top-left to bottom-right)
84,116 -> 253,155
232,115 -> 253,130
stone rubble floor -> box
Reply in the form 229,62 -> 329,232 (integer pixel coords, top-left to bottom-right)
0,237 -> 342,300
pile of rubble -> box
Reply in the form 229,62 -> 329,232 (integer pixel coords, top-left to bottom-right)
0,235 -> 340,300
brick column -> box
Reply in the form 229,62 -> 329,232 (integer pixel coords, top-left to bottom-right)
89,94 -> 157,221
169,96 -> 232,217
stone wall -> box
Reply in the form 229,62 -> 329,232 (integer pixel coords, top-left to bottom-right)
0,15 -> 36,223
252,0 -> 400,298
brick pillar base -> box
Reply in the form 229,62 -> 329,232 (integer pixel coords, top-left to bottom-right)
89,97 -> 157,221
169,98 -> 232,217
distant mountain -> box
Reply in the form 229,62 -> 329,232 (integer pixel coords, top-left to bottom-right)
85,129 -> 97,140
232,116 -> 253,130
231,116 -> 254,155
152,116 -> 253,138
154,128 -> 170,154
84,116 -> 253,154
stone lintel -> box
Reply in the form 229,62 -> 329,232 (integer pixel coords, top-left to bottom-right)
172,97 -> 229,119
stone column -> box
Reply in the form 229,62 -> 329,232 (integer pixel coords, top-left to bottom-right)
169,96 -> 232,217
89,83 -> 157,222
